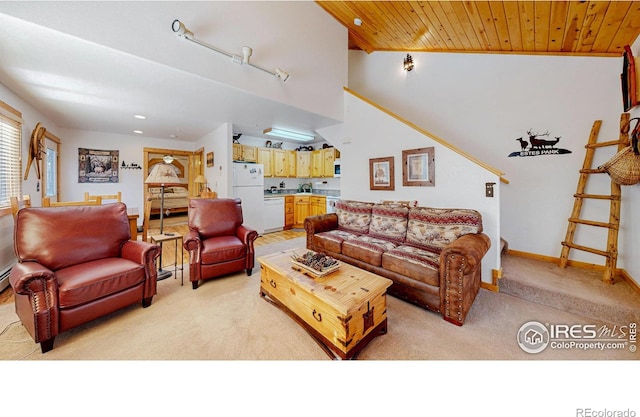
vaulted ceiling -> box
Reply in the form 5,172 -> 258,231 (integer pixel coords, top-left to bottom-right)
317,1 -> 640,56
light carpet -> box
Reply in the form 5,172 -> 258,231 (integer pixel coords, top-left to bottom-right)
0,237 -> 637,360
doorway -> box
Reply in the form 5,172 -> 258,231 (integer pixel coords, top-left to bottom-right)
142,147 -> 204,218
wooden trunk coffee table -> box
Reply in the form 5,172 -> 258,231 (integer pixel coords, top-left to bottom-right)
258,248 -> 393,360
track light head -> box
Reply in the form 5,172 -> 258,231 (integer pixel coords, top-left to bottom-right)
275,68 -> 289,82
242,46 -> 252,64
172,19 -> 193,39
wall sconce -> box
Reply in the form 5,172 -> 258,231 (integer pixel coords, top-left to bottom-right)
403,54 -> 414,72
172,19 -> 289,82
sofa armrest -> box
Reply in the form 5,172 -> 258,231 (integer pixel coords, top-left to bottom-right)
304,213 -> 338,234
121,240 -> 161,299
9,261 -> 57,296
8,261 -> 60,344
440,233 -> 491,275
237,225 -> 259,248
305,213 -> 338,249
439,233 -> 491,326
238,225 -> 258,271
183,230 -> 201,252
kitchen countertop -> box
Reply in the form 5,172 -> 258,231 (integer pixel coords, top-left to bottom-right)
263,189 -> 340,198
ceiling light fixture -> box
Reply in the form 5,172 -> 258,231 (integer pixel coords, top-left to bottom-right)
354,17 -> 363,27
133,130 -> 143,134
171,19 -> 290,82
134,114 -> 146,119
403,54 -> 414,72
263,127 -> 315,142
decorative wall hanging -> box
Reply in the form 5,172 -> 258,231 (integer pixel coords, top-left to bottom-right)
621,45 -> 638,112
24,122 -> 46,180
120,161 -> 142,170
369,156 -> 394,190
402,147 -> 435,187
508,129 -> 572,157
206,152 -> 214,167
597,117 -> 640,185
78,148 -> 119,183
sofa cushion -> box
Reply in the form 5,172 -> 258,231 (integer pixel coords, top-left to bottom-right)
335,200 -> 374,234
369,204 -> 409,243
382,245 -> 440,287
201,236 -> 247,265
14,204 -> 131,271
313,230 -> 360,254
342,236 -> 398,267
55,258 -> 145,309
405,207 -> 482,253
189,198 -> 243,238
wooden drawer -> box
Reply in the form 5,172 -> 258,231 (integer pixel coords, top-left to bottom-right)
259,259 -> 389,358
285,213 -> 294,226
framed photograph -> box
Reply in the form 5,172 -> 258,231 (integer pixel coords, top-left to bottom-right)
369,157 -> 394,190
206,152 -> 214,167
78,148 -> 119,183
402,147 -> 435,187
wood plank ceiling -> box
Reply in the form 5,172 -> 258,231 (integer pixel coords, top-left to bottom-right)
316,1 -> 640,56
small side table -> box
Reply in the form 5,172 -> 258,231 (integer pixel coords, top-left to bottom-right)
150,233 -> 184,285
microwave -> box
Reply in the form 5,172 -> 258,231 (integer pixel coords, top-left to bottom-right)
333,159 -> 341,177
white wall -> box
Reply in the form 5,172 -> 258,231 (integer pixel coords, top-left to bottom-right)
198,123 -> 232,198
320,93 -> 502,284
348,50 -> 639,284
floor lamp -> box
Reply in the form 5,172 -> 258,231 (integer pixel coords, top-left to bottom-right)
145,158 -> 181,280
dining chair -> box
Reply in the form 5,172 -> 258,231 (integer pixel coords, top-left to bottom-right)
84,191 -> 121,203
42,196 -> 102,207
10,195 -> 31,218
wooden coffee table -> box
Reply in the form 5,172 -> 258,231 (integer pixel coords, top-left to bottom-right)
258,248 -> 393,360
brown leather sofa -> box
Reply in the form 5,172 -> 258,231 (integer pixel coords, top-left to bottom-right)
304,200 -> 491,326
183,198 -> 259,289
10,203 -> 160,353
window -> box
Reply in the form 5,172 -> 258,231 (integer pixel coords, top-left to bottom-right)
0,101 -> 22,208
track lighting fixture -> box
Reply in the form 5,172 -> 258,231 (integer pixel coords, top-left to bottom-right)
403,54 -> 414,72
171,19 -> 290,82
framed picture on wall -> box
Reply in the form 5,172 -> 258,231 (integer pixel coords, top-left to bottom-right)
402,147 -> 435,187
369,157 -> 394,190
206,152 -> 214,167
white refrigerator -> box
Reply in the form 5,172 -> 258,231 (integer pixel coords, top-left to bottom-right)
232,162 -> 265,235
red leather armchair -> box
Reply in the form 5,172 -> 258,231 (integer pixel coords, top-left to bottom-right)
184,198 -> 259,289
9,203 -> 160,353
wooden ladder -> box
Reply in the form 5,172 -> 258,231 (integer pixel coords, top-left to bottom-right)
559,113 -> 630,284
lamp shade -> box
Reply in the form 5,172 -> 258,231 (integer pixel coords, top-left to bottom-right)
145,163 -> 181,186
194,175 -> 206,184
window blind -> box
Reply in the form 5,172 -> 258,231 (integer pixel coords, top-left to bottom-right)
0,102 -> 22,208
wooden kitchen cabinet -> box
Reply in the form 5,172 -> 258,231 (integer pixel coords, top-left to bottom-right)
323,148 -> 340,177
294,195 -> 310,228
296,151 -> 311,178
233,144 -> 258,162
287,150 -> 297,177
233,143 -> 242,161
284,195 -> 294,230
273,149 -> 288,177
310,196 -> 326,216
242,145 -> 257,162
311,150 -> 323,177
258,147 -> 274,177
